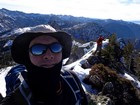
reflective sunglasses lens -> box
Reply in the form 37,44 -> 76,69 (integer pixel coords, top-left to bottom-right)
30,45 -> 46,55
50,43 -> 62,53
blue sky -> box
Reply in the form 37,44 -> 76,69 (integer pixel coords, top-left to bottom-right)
0,0 -> 140,21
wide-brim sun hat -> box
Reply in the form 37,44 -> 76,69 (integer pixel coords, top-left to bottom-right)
11,25 -> 72,65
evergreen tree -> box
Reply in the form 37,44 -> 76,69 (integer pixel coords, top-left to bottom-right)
123,40 -> 134,71
102,33 -> 122,62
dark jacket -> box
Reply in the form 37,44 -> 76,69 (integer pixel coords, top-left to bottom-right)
0,65 -> 88,105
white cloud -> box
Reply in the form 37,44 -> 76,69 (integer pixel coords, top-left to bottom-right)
0,0 -> 140,21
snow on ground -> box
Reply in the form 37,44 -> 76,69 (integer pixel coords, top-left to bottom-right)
0,67 -> 11,97
72,64 -> 98,94
124,73 -> 140,88
63,38 -> 140,93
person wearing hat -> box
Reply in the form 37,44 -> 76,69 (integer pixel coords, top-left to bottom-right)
0,25 -> 88,105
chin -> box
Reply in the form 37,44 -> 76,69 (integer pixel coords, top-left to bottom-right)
41,65 -> 55,68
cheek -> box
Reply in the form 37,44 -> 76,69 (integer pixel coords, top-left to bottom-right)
29,53 -> 40,66
55,53 -> 62,63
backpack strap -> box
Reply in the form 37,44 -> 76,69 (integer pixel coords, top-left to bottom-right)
61,70 -> 82,105
13,72 -> 32,105
5,65 -> 32,105
5,64 -> 26,95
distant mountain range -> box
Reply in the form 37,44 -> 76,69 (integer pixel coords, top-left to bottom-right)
0,8 -> 140,42
132,21 -> 140,25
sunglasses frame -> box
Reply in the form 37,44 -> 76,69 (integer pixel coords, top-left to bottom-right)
29,42 -> 63,56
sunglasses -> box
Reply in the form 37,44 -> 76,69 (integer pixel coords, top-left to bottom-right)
29,42 -> 63,56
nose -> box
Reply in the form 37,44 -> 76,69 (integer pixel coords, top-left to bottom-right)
43,49 -> 54,60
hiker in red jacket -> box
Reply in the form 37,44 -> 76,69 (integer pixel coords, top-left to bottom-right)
94,35 -> 105,56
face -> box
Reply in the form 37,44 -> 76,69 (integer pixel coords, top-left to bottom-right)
29,35 -> 62,68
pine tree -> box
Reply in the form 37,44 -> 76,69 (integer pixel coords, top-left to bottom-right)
102,33 -> 122,62
123,40 -> 134,71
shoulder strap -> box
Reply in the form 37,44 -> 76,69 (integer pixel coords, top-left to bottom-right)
5,65 -> 32,105
12,71 -> 32,105
13,72 -> 32,105
61,70 -> 82,105
5,64 -> 26,95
